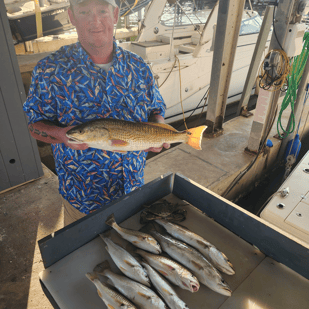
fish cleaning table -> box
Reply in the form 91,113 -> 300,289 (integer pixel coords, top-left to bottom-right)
38,173 -> 309,309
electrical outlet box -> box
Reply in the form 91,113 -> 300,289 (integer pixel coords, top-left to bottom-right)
283,23 -> 307,57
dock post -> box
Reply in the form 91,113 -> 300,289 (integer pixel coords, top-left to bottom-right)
246,0 -> 300,154
205,0 -> 246,136
236,5 -> 274,116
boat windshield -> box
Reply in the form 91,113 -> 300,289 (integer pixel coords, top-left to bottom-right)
160,1 -> 210,27
240,11 -> 263,35
159,1 -> 263,35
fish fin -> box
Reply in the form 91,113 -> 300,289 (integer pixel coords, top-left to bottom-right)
124,260 -> 136,267
93,260 -> 111,275
107,304 -> 116,309
196,239 -> 212,249
85,272 -> 99,282
191,260 -> 204,270
158,269 -> 169,277
145,122 -> 179,132
110,139 -> 129,147
137,292 -> 152,300
97,289 -> 104,299
119,266 -> 127,272
163,263 -> 176,271
105,214 -> 116,227
186,126 -> 207,150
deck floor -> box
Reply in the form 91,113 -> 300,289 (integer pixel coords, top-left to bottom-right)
1,102 -> 309,308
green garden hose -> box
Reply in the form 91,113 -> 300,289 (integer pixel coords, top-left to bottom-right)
277,32 -> 309,138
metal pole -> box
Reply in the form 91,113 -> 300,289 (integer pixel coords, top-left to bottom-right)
205,0 -> 246,136
34,0 -> 43,38
246,0 -> 296,153
236,5 -> 274,116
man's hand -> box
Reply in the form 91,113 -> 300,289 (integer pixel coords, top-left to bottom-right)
145,114 -> 171,152
60,126 -> 89,150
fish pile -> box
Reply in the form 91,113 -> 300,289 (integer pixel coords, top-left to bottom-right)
86,213 -> 235,309
66,118 -> 207,152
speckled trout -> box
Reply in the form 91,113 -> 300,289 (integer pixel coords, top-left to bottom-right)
66,118 -> 207,151
100,234 -> 151,286
155,219 -> 235,275
86,272 -> 137,309
95,261 -> 168,309
136,249 -> 199,293
150,230 -> 232,296
142,262 -> 190,309
105,214 -> 162,254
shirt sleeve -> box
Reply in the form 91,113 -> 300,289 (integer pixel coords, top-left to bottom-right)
23,60 -> 58,125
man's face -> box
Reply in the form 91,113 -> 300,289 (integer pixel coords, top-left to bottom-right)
68,0 -> 119,51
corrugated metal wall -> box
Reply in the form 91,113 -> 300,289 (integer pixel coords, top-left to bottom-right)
0,0 -> 43,191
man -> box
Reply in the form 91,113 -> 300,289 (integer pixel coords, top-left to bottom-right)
23,0 -> 169,225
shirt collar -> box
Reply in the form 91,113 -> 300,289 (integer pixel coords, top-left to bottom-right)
75,40 -> 120,69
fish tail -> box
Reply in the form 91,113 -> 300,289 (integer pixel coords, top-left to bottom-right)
105,213 -> 117,227
186,126 -> 207,150
85,272 -> 99,282
99,231 -> 111,243
93,260 -> 111,275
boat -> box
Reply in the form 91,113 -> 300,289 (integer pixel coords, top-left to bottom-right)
5,0 -> 152,43
118,0 -> 271,124
6,0 -> 73,43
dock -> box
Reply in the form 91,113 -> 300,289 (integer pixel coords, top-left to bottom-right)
2,0 -> 309,306
1,99 -> 309,308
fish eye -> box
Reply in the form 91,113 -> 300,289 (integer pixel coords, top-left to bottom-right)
221,279 -> 226,284
79,130 -> 82,133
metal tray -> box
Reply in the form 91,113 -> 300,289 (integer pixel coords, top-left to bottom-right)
38,173 -> 309,309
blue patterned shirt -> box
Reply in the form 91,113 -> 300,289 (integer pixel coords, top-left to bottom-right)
23,42 -> 166,214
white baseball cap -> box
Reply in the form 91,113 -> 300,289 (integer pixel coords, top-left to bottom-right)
70,0 -> 117,7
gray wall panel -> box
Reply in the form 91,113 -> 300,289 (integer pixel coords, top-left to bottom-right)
0,0 -> 43,191
0,150 -> 11,190
0,88 -> 26,187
